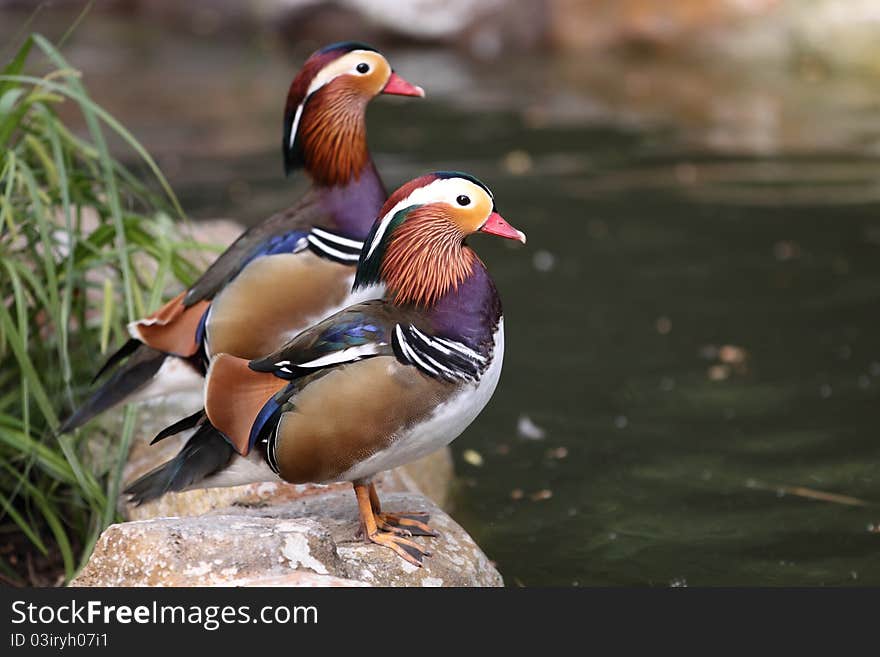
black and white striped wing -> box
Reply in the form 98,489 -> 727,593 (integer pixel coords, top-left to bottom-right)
391,324 -> 488,383
306,227 -> 364,264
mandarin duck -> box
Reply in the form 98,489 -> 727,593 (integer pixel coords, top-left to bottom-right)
60,41 -> 424,433
125,172 -> 526,565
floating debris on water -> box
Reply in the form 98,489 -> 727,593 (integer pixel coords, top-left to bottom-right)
510,488 -> 524,500
530,489 -> 553,501
701,344 -> 749,376
819,384 -> 832,399
655,316 -> 672,335
462,449 -> 484,467
708,364 -> 730,381
659,376 -> 675,391
669,578 -> 688,588
773,240 -> 801,261
517,415 -> 547,440
750,480 -> 868,506
546,446 -> 568,459
532,249 -> 556,272
614,415 -> 628,429
502,149 -> 533,176
495,443 -> 510,455
718,345 -> 748,364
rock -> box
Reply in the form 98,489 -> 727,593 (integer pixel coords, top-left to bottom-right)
72,492 -> 502,587
272,0 -> 545,57
546,0 -> 778,52
223,573 -> 370,587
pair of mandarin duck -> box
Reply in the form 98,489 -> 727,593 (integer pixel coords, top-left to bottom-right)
60,42 -> 526,566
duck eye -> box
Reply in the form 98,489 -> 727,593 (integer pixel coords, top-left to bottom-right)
456,195 -> 471,206
356,63 -> 370,74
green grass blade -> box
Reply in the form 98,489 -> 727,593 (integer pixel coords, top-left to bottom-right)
0,489 -> 49,556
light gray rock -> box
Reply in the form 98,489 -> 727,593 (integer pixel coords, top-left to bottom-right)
72,492 -> 502,587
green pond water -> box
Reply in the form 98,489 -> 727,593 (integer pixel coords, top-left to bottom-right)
23,19 -> 880,585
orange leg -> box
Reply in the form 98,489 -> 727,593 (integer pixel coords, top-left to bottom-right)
354,482 -> 432,567
368,482 -> 436,537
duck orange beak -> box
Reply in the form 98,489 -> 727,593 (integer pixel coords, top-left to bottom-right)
382,72 -> 425,97
479,212 -> 526,244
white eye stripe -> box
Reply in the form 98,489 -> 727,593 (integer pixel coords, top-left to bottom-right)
305,50 -> 378,97
365,178 -> 490,258
288,50 -> 380,151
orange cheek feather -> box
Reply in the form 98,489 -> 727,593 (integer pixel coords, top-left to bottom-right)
380,206 -> 477,308
448,194 -> 493,234
298,85 -> 369,187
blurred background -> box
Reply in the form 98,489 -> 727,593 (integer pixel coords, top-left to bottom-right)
3,0 -> 880,585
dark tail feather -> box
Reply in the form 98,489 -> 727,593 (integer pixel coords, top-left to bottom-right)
92,338 -> 141,383
151,408 -> 206,445
58,344 -> 167,434
124,422 -> 234,505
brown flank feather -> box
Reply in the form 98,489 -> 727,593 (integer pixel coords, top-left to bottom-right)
297,83 -> 369,187
131,291 -> 210,357
205,354 -> 288,456
207,251 -> 351,360
381,206 -> 477,308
